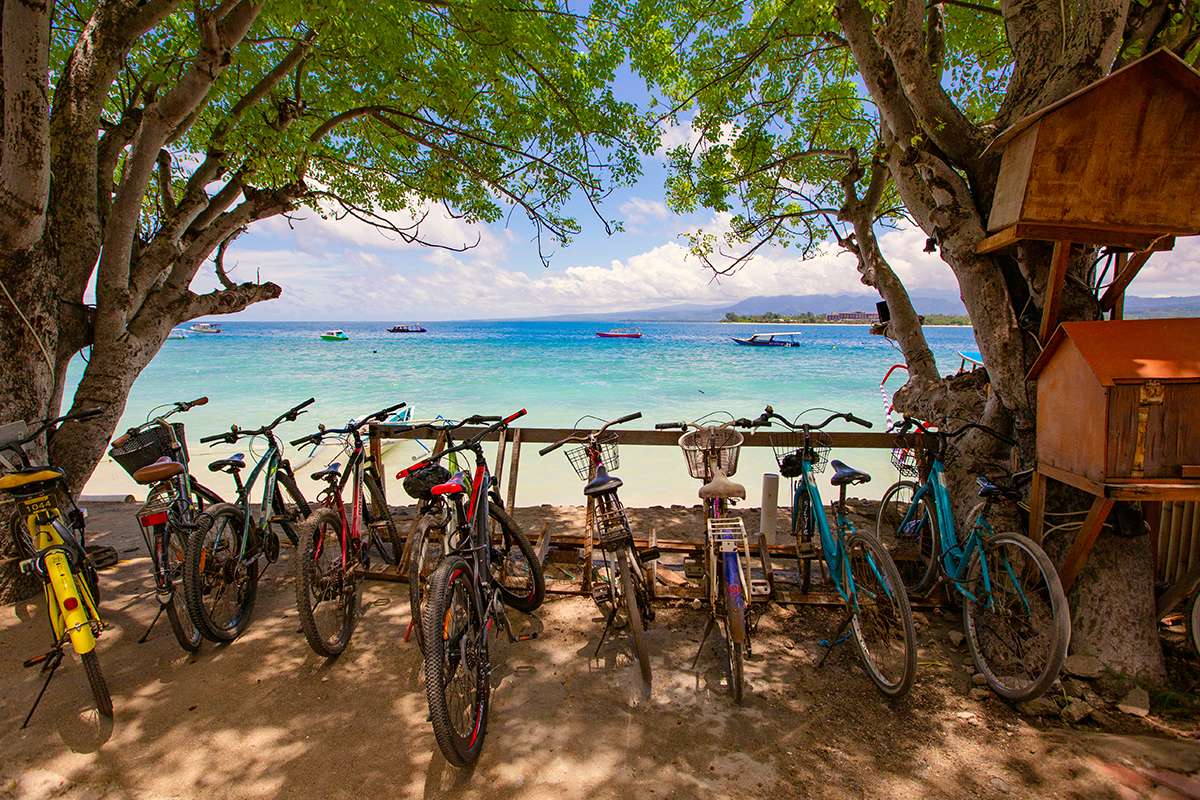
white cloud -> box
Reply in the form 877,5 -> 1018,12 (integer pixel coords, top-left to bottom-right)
619,197 -> 671,224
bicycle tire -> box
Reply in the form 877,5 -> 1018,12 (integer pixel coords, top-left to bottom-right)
794,487 -> 814,592
876,480 -> 939,594
296,507 -> 358,657
486,502 -> 545,613
424,558 -> 489,768
617,549 -> 651,684
185,504 -> 258,642
407,514 -> 442,655
963,531 -> 1069,702
723,589 -> 745,702
272,471 -> 311,545
161,523 -> 202,652
81,650 -> 113,717
1187,589 -> 1200,660
364,472 -> 403,565
844,530 -> 917,698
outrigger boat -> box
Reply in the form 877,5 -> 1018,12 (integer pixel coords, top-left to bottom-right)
321,329 -> 349,341
731,331 -> 801,347
387,323 -> 427,333
596,327 -> 643,339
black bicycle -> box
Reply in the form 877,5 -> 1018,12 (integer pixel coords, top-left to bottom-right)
397,410 -> 545,767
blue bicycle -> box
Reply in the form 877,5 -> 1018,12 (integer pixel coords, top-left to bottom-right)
876,417 -> 1069,701
758,406 -> 917,698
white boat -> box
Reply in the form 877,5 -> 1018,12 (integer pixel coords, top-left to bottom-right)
293,406 -> 414,470
321,329 -> 349,341
731,331 -> 802,347
167,329 -> 187,339
189,322 -> 222,333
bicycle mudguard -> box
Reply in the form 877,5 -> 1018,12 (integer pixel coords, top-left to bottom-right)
43,550 -> 97,654
723,552 -> 747,644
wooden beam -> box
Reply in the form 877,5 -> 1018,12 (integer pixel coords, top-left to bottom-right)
976,223 -> 1177,255
505,428 -> 522,510
1058,496 -> 1116,592
1029,470 -> 1047,545
1155,560 -> 1200,620
1039,241 -> 1072,343
1099,250 -> 1153,312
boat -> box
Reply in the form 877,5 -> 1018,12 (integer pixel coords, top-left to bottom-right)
596,327 -> 643,339
166,329 -> 187,339
294,406 -> 415,470
321,330 -> 349,341
188,322 -> 222,334
731,331 -> 802,347
957,350 -> 984,373
387,323 -> 427,333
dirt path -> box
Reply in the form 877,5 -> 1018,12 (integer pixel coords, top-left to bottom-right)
1,502 -> 1198,800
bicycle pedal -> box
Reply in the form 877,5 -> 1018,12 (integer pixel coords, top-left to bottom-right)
264,532 -> 280,563
683,556 -> 704,579
750,579 -> 771,598
515,632 -> 538,642
23,653 -> 50,668
639,547 -> 661,564
796,542 -> 817,559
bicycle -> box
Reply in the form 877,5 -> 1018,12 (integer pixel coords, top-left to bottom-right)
876,416 -> 1069,701
288,402 -> 407,657
655,412 -> 763,702
758,406 -> 917,698
396,410 -> 545,767
0,406 -> 112,725
397,415 -> 542,656
108,396 -> 225,652
184,398 -> 315,642
540,412 -> 657,683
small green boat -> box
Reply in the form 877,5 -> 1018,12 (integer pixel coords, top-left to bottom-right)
321,329 -> 349,341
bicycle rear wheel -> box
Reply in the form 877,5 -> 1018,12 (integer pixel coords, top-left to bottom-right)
272,471 -> 311,545
794,487 -> 815,592
876,480 -> 939,594
296,507 -> 359,657
161,524 -> 202,652
487,502 -> 545,613
963,532 -> 1069,701
185,504 -> 258,642
844,530 -> 917,698
364,472 -> 403,565
407,513 -> 443,655
617,548 -> 651,684
424,558 -> 489,768
81,650 -> 113,717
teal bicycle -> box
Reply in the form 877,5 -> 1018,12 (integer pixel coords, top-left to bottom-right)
757,406 -> 917,698
184,399 -> 314,642
876,416 -> 1069,701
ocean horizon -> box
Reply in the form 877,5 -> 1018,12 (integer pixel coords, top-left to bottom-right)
70,320 -> 980,508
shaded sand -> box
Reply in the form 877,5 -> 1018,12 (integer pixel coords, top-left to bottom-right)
1,502 -> 1198,800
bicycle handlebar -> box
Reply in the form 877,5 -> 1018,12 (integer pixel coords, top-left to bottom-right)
113,396 -> 210,447
895,415 -> 1015,446
397,410 -> 526,479
755,406 -> 872,432
5,407 -> 106,453
289,402 -> 408,446
655,416 -> 757,433
201,398 -> 315,445
539,411 -> 643,456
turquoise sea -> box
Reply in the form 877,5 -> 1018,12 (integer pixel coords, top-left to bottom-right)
73,320 -> 979,507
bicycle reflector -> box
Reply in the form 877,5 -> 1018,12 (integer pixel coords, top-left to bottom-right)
63,596 -> 79,611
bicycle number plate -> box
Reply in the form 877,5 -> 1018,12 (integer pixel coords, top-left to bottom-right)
19,495 -> 55,522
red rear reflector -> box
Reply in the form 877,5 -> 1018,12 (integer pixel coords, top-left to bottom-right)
63,596 -> 79,611
139,511 -> 169,527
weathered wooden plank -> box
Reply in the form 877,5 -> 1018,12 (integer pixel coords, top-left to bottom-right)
1099,251 -> 1152,312
976,222 -> 1176,254
506,428 -> 522,510
1039,240 -> 1072,343
1058,496 -> 1116,592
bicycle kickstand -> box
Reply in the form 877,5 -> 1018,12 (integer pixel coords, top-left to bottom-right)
691,615 -> 718,669
815,611 -> 854,669
21,647 -> 65,728
138,603 -> 167,644
594,604 -> 620,658
496,606 -> 538,644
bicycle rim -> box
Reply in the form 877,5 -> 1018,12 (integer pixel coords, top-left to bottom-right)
964,532 -> 1069,701
424,559 -> 489,767
162,525 -> 202,652
876,480 -> 939,594
845,531 -> 917,698
618,549 -> 651,683
296,508 -> 358,657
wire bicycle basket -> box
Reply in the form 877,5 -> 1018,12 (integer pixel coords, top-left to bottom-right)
109,423 -> 189,477
891,445 -> 921,478
770,430 -> 832,476
565,433 -> 619,480
679,428 -> 743,479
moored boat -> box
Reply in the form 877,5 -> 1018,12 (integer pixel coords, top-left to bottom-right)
188,322 -> 222,333
321,329 -> 349,341
387,323 -> 427,333
731,331 -> 802,347
596,327 -> 643,339
166,329 -> 187,339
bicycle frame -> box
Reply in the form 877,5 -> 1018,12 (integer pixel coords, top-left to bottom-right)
20,506 -> 101,655
228,441 -> 290,564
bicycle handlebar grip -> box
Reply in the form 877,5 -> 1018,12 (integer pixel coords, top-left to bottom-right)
614,412 -> 642,425
111,432 -> 132,448
297,397 -> 316,411
289,434 -> 316,446
538,441 -> 564,456
199,431 -> 227,444
846,414 -> 873,428
655,422 -> 681,430
191,396 -> 209,407
464,415 -> 500,425
503,409 -> 527,425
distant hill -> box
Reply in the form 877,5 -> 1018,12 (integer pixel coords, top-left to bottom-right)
1121,295 -> 1200,318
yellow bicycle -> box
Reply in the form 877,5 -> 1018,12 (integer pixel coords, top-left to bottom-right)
0,407 -> 112,726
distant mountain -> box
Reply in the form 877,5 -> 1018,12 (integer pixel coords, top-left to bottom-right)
724,291 -> 968,317
1122,295 -> 1200,318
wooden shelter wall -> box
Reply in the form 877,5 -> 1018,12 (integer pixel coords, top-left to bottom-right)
1037,340 -> 1107,483
988,123 -> 1039,232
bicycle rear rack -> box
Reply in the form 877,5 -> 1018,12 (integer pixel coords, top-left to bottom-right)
706,518 -> 771,600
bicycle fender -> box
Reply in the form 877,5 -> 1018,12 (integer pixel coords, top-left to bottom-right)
44,550 -> 97,654
723,552 -> 747,644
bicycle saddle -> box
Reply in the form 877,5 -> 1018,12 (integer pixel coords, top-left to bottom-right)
699,469 -> 746,500
583,464 -> 623,497
311,462 -> 341,482
133,456 -> 184,485
0,467 -> 65,492
829,460 -> 870,487
208,453 -> 246,473
431,473 -> 469,496
976,476 -> 1020,500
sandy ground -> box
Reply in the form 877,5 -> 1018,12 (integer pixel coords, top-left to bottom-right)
2,501 -> 1199,800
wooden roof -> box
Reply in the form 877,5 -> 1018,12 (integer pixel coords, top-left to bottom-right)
1027,318 -> 1200,383
989,49 -> 1200,153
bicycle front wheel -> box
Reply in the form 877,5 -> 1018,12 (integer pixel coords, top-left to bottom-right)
486,502 -> 544,613
424,558 -> 489,768
272,471 -> 311,545
963,532 -> 1069,701
81,650 -> 113,717
876,480 -> 939,594
617,549 -> 651,684
185,504 -> 258,642
845,531 -> 917,698
296,507 -> 359,657
364,472 -> 403,565
161,524 -> 202,652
